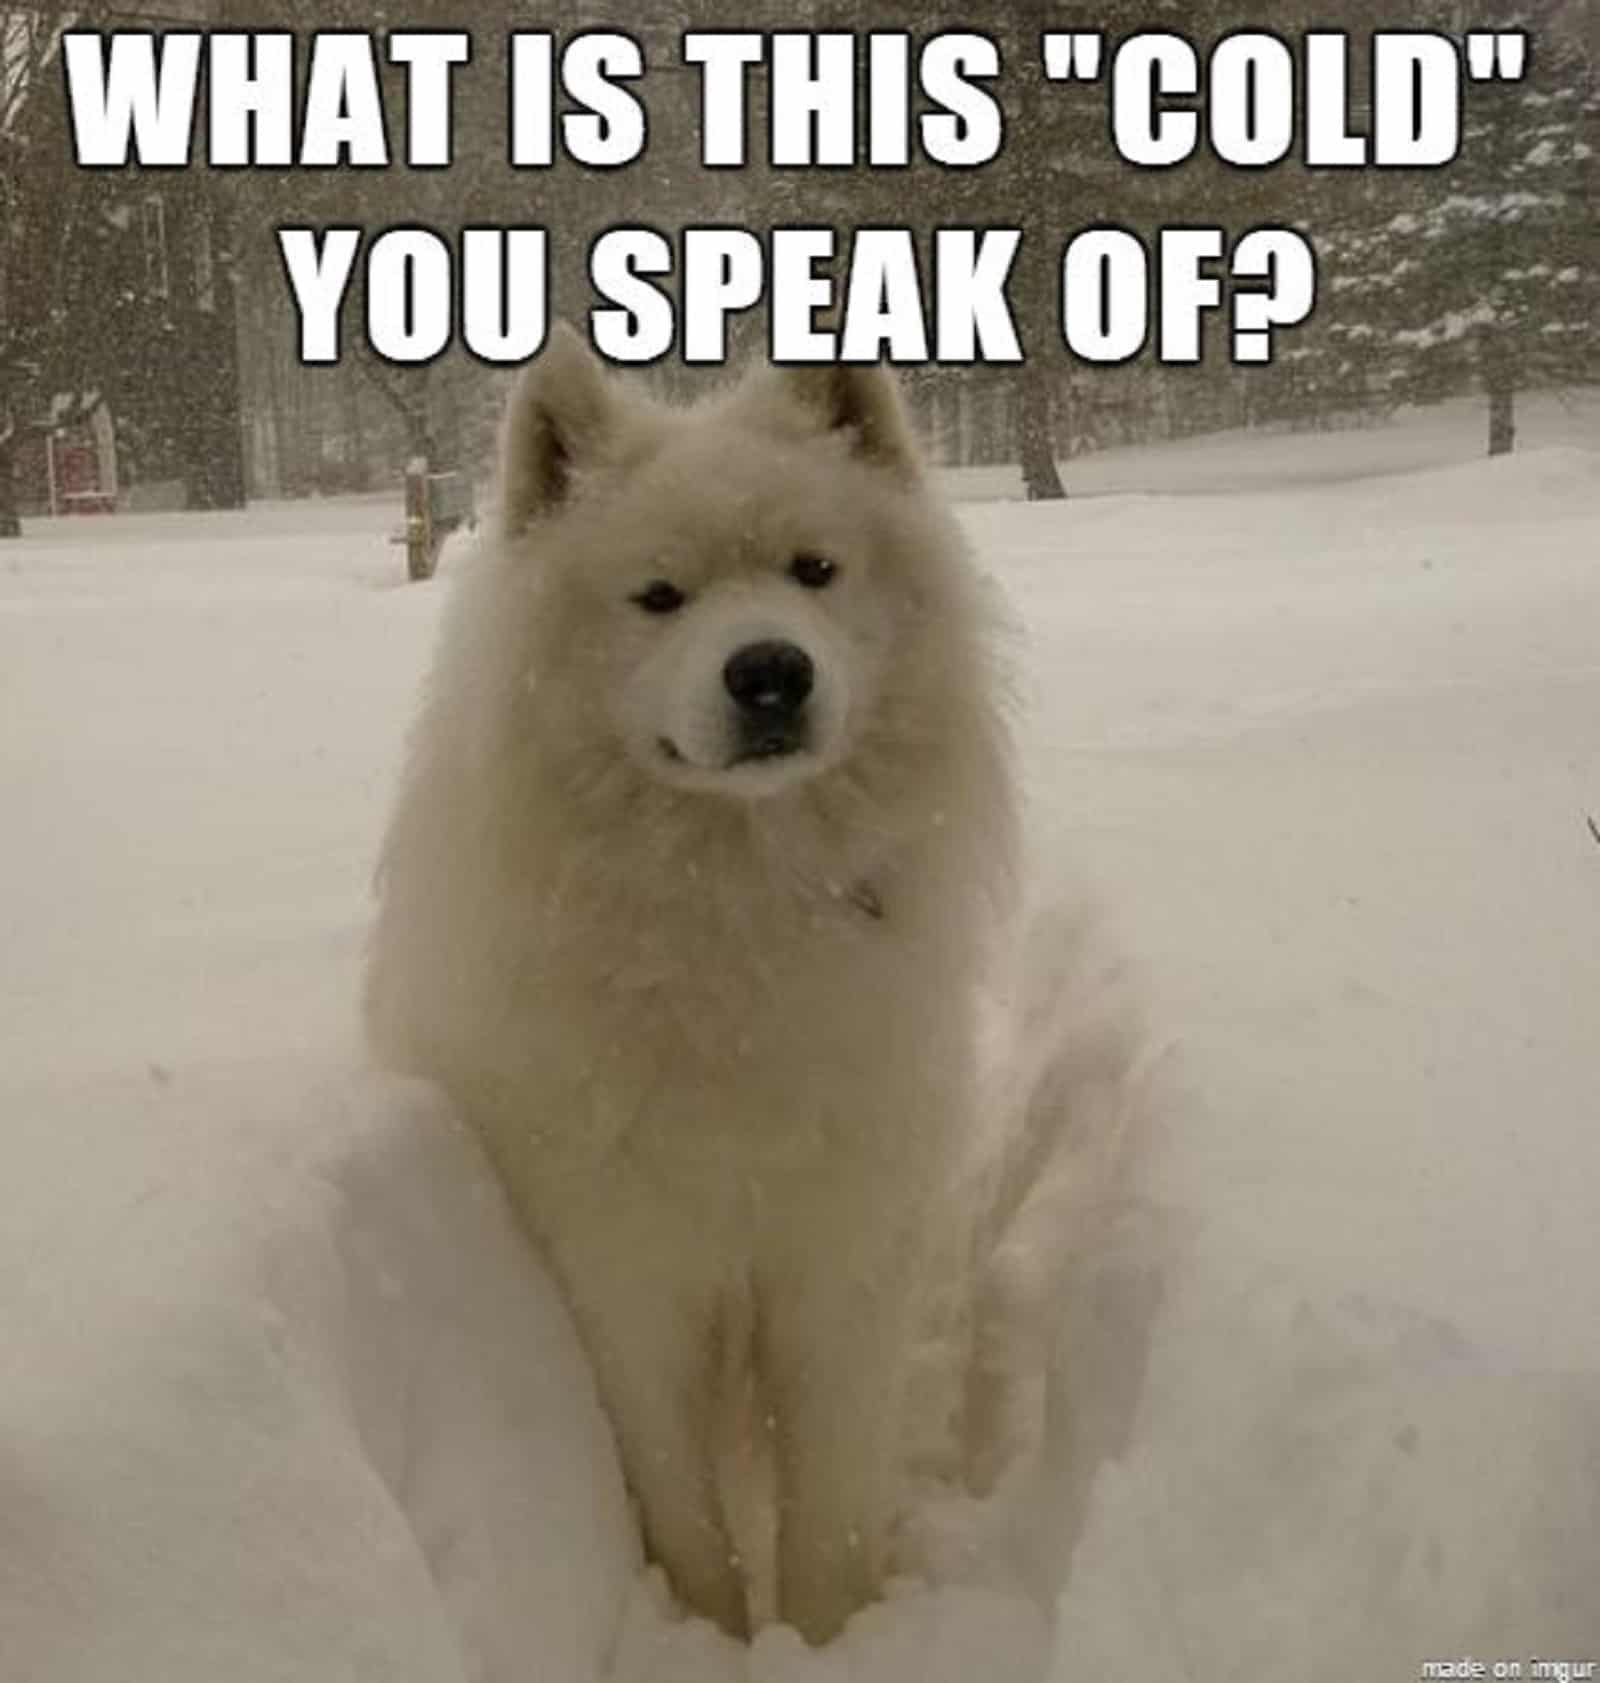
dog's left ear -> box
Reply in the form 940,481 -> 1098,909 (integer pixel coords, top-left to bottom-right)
498,323 -> 617,536
765,364 -> 923,483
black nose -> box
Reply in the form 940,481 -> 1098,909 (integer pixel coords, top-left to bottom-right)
723,641 -> 814,714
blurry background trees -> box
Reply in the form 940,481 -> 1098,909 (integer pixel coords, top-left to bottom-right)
2,2 -> 124,532
1,0 -> 1593,532
1279,2 -> 1597,456
3,0 -> 243,530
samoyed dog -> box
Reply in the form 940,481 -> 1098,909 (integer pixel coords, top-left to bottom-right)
366,328 -> 1142,1644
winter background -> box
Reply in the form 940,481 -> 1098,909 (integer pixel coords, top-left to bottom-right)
3,5 -> 1598,1682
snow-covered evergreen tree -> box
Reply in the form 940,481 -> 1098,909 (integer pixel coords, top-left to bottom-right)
1347,15 -> 1596,453
1265,9 -> 1595,450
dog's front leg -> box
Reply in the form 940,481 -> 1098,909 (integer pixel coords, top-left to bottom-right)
540,1211 -> 750,1639
762,1235 -> 921,1646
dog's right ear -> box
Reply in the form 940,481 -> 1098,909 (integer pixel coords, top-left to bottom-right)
498,324 -> 616,536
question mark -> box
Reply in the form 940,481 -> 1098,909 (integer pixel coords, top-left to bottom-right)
1231,230 -> 1317,364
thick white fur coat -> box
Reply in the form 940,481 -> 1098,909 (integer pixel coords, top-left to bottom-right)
366,335 -> 1140,1644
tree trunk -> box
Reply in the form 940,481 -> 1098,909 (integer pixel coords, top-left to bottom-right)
342,369 -> 372,493
1487,375 -> 1516,458
405,402 -> 435,468
1007,19 -> 1067,503
0,434 -> 21,538
359,359 -> 434,476
1017,366 -> 1066,501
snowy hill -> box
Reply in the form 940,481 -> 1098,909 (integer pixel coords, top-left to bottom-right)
3,399 -> 1598,1679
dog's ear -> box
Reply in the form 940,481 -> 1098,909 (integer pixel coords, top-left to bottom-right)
498,323 -> 616,535
766,365 -> 923,483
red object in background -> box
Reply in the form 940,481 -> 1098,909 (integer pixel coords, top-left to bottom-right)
53,435 -> 114,515
57,441 -> 96,495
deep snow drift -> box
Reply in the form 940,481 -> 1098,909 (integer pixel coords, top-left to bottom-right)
3,392 -> 1598,1680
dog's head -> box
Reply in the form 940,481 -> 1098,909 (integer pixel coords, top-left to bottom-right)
494,327 -> 982,808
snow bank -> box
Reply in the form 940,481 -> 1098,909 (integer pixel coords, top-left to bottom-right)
0,1067 -> 635,1682
7,1068 -> 1591,1682
1053,1250 -> 1600,1677
3,402 -> 1597,1679
0,1061 -> 1059,1683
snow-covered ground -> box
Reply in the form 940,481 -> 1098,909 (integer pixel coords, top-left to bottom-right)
3,391 -> 1598,1680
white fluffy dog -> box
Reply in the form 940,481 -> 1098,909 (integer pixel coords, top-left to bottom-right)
366,330 -> 1125,1645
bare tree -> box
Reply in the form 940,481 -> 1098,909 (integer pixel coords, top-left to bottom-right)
0,6 -> 79,534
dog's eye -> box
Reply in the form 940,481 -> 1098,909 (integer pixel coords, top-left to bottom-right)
789,553 -> 837,590
631,580 -> 687,616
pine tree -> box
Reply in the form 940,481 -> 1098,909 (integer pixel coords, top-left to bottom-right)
1380,13 -> 1597,454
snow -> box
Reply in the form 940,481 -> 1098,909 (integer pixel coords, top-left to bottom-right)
3,391 -> 1599,1680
